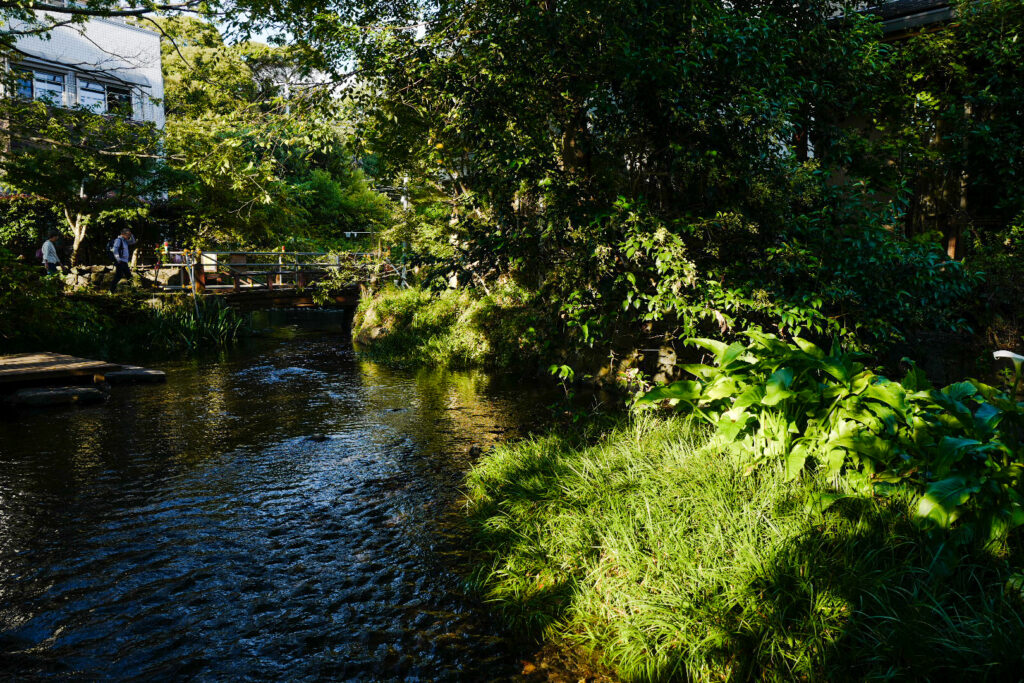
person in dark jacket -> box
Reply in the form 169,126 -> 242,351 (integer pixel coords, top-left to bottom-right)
109,228 -> 137,291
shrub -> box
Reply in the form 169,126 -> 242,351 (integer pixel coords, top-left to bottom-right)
637,332 -> 1024,549
0,248 -> 245,357
352,283 -> 546,369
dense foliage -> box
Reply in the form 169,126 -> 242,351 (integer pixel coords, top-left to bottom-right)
352,283 -> 544,369
861,0 -> 1024,256
0,97 -> 164,264
159,17 -> 396,247
350,0 -> 986,366
639,333 -> 1024,550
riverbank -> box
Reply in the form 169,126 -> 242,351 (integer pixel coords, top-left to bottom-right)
352,284 -> 546,370
465,416 -> 1024,681
1,251 -> 246,359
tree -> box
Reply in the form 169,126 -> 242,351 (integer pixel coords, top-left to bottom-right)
158,16 -> 394,246
345,0 -> 977,352
0,97 -> 164,264
847,0 -> 1024,259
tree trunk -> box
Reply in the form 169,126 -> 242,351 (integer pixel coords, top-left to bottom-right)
65,208 -> 90,266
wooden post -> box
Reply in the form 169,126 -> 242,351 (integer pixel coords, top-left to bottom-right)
229,252 -> 246,292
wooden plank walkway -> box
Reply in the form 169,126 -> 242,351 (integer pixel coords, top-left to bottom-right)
0,353 -> 122,386
1,353 -> 167,408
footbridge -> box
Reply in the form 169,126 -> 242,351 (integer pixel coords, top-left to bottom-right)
154,250 -> 405,309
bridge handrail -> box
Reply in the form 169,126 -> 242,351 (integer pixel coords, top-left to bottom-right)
164,250 -> 381,257
156,249 -> 405,292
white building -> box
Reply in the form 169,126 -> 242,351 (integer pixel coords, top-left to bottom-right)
4,10 -> 164,126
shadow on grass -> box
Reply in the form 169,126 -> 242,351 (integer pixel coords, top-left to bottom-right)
736,496 -> 1024,681
465,423 -> 1024,681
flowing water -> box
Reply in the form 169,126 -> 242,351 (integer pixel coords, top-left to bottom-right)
0,313 -> 553,680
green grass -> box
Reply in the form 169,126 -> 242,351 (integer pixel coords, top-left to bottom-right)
465,416 -> 1024,682
352,283 -> 545,369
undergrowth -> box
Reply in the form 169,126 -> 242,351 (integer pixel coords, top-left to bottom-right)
465,416 -> 1024,681
352,283 -> 545,369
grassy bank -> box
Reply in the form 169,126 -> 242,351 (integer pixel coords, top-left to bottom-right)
1,252 -> 246,359
466,417 -> 1024,681
1,291 -> 246,359
352,283 -> 544,369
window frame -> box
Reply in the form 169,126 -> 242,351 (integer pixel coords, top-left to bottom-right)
30,69 -> 65,105
77,78 -> 107,113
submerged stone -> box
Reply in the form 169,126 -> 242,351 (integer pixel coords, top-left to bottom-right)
6,386 -> 107,407
103,365 -> 167,385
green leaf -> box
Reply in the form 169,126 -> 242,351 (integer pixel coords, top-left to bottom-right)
915,476 -> 977,529
785,445 -> 807,480
689,338 -> 729,364
762,367 -> 795,406
806,491 -> 850,514
792,337 -> 825,360
721,341 -> 747,367
636,380 -> 702,405
863,382 -> 908,414
718,412 -> 752,442
734,384 -> 766,410
703,376 -> 739,401
679,363 -> 720,379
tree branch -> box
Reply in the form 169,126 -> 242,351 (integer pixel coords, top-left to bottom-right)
20,1 -> 206,17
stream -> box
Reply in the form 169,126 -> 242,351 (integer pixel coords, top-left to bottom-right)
0,312 -> 555,680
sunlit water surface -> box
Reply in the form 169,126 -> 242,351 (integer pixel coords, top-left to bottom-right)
0,313 -> 550,680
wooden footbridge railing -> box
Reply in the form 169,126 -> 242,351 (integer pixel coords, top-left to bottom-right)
155,250 -> 404,294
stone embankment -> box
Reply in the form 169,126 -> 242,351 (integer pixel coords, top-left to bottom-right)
63,265 -> 180,290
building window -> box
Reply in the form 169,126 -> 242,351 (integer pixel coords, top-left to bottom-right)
32,71 -> 65,105
15,69 -> 67,103
107,86 -> 133,117
78,79 -> 107,113
15,71 -> 33,99
14,67 -> 137,119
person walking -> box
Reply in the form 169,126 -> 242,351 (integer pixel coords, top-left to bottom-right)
109,227 -> 137,291
41,230 -> 61,276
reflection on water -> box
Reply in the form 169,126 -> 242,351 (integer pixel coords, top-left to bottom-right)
0,314 -> 551,680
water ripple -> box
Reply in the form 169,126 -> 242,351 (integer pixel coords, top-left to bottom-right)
0,327 -> 548,680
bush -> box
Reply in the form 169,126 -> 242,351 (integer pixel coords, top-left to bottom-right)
0,248 -> 245,357
637,332 -> 1024,549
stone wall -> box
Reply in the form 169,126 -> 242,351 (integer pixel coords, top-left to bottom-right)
63,265 -> 180,290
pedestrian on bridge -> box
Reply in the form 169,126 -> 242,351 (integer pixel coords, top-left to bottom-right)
40,230 -> 62,276
109,228 -> 137,292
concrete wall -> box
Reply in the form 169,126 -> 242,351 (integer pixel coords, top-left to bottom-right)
6,12 -> 165,127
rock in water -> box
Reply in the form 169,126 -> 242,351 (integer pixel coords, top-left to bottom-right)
7,386 -> 107,408
307,433 -> 329,442
104,365 -> 167,385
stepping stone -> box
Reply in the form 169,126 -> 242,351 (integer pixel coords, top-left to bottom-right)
103,365 -> 167,385
6,386 -> 107,407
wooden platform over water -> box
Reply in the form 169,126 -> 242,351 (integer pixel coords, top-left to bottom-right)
0,352 -> 166,391
0,353 -> 122,386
